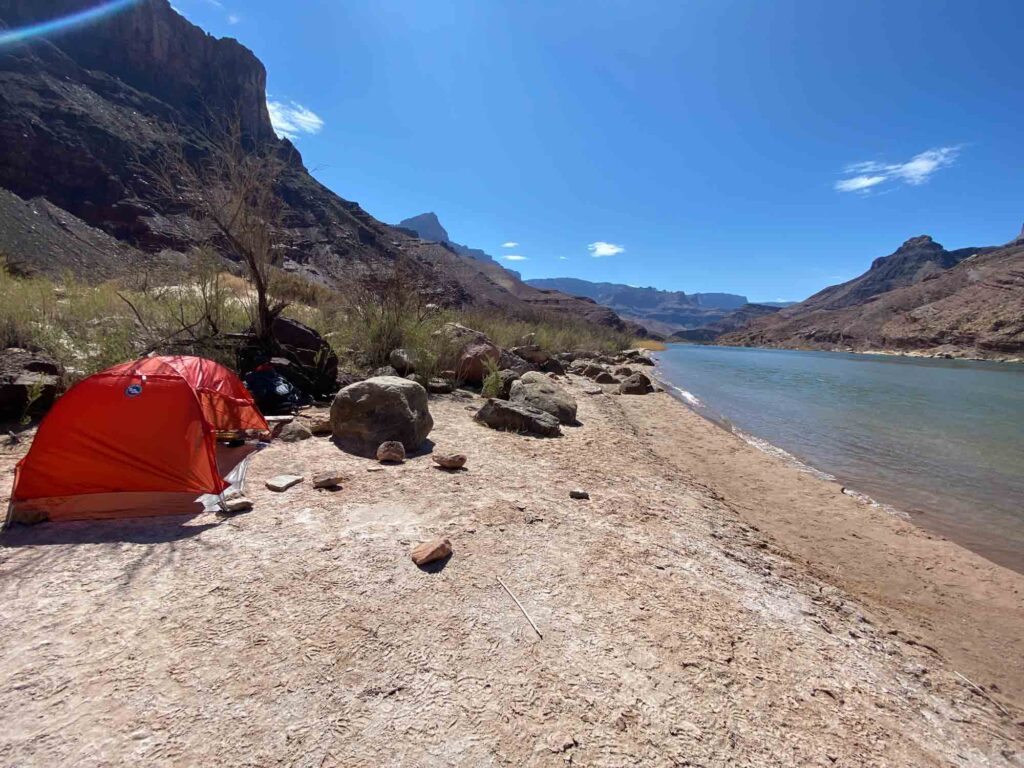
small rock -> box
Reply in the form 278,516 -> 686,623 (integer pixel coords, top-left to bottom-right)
427,378 -> 454,394
377,441 -> 406,463
433,452 -> 467,470
410,538 -> 452,566
278,421 -> 313,442
266,474 -> 303,492
570,489 -> 590,500
220,496 -> 253,513
389,347 -> 417,375
547,732 -> 577,753
312,471 -> 346,489
309,417 -> 333,436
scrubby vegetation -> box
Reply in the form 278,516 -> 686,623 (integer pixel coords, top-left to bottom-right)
0,254 -> 250,379
0,254 -> 635,383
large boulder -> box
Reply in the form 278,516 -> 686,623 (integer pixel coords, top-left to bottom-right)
510,345 -> 549,365
475,399 -> 562,437
330,376 -> 433,457
619,372 -> 654,395
498,349 -> 534,375
509,371 -> 578,425
541,358 -> 566,376
0,348 -> 61,421
238,317 -> 339,399
437,323 -> 501,384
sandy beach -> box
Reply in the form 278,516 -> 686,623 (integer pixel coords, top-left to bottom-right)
1,376 -> 1021,766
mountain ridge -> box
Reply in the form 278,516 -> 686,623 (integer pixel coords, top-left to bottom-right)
0,0 -> 630,333
525,277 -> 747,334
719,234 -> 1024,359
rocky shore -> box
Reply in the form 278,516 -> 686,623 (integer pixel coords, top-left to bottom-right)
1,368 -> 1022,765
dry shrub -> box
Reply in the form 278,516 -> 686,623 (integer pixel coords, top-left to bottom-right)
0,257 -> 249,380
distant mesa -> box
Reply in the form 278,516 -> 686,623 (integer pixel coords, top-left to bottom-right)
525,277 -> 747,336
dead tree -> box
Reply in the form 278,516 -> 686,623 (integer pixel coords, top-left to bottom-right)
144,117 -> 292,346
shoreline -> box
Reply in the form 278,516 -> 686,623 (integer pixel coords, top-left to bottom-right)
623,377 -> 1024,706
0,378 -> 1021,763
674,339 -> 1024,365
650,353 -> 1024,574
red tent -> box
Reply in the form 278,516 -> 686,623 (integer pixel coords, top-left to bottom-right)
6,356 -> 269,525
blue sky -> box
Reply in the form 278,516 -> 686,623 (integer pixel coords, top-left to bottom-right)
174,0 -> 1022,302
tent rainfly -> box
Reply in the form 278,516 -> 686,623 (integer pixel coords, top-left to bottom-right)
6,356 -> 270,525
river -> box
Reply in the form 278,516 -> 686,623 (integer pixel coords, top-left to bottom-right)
655,344 -> 1024,572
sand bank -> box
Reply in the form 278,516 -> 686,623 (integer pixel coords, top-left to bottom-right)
0,379 -> 1020,765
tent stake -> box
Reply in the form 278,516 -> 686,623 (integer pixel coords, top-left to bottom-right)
497,576 -> 543,640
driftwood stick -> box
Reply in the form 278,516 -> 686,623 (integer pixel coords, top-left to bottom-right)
954,671 -> 1011,717
497,576 -> 543,640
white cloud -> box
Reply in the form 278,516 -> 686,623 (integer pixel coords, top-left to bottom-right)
227,13 -> 240,24
267,100 -> 324,140
835,175 -> 887,193
503,255 -> 528,261
558,256 -> 568,260
501,242 -> 519,248
835,146 -> 960,194
588,241 -> 625,257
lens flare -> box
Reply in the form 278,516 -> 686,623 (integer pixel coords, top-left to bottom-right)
0,0 -> 144,48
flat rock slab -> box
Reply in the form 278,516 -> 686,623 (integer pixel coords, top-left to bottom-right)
266,474 -> 304,492
411,538 -> 453,567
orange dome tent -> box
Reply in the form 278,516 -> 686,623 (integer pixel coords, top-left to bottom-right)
6,356 -> 270,525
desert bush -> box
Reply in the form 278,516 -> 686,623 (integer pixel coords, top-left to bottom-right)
0,257 -> 250,380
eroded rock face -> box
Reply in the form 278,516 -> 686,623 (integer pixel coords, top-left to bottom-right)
330,376 -> 433,457
509,371 -> 578,425
475,399 -> 562,437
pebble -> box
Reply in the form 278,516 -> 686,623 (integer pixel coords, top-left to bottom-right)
570,489 -> 590,500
